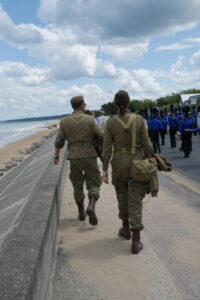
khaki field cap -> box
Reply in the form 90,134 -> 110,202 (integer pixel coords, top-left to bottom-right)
70,95 -> 85,105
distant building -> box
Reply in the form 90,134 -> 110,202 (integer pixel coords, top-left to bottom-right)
179,94 -> 200,106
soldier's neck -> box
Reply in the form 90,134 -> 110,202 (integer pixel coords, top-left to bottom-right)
74,108 -> 84,113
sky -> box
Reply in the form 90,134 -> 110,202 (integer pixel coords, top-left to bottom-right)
0,0 -> 200,120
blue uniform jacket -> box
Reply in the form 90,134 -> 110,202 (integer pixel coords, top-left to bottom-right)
160,118 -> 167,130
178,118 -> 195,133
168,116 -> 179,128
147,119 -> 161,130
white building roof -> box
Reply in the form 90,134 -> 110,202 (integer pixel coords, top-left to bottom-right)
180,93 -> 200,103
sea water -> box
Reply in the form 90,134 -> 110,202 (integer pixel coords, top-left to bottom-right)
0,120 -> 56,148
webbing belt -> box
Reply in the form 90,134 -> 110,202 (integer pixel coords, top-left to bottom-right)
114,147 -> 131,153
69,141 -> 93,147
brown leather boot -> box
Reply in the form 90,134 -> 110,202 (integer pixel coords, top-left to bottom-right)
118,220 -> 131,240
86,196 -> 98,225
77,203 -> 86,221
131,229 -> 143,254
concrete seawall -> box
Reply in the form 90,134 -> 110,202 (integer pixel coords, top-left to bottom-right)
0,133 -> 67,300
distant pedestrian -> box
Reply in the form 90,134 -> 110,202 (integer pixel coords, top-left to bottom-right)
191,106 -> 197,136
96,111 -> 109,131
178,108 -> 195,158
197,107 -> 200,137
147,113 -> 161,153
168,109 -> 179,148
159,110 -> 167,146
85,109 -> 93,116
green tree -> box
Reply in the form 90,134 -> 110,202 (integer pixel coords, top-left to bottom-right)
101,102 -> 117,115
129,100 -> 142,112
142,99 -> 155,109
156,93 -> 179,107
156,97 -> 169,107
180,88 -> 200,94
100,89 -> 200,115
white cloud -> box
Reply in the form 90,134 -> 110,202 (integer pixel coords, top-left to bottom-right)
38,0 -> 59,23
65,84 -> 112,107
101,42 -> 149,64
0,61 -> 50,86
96,60 -> 118,78
184,37 -> 200,44
171,56 -> 185,70
0,62 -> 54,119
0,4 -> 43,46
0,5 -> 111,81
27,25 -> 77,59
38,0 -> 200,40
113,68 -> 163,100
50,45 -> 98,80
156,43 -> 192,51
132,69 -> 162,95
191,50 -> 200,67
0,61 -> 113,119
156,37 -> 200,52
166,56 -> 200,86
0,1 -> 200,120
114,68 -> 140,94
0,6 -> 77,59
154,67 -> 200,89
1,58 -> 200,120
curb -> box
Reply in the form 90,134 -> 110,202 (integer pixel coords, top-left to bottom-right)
161,169 -> 200,197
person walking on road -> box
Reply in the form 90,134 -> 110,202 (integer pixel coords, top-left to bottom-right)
147,112 -> 161,153
197,106 -> 200,137
102,90 -> 154,254
159,110 -> 168,146
95,111 -> 109,131
54,96 -> 103,225
178,107 -> 195,158
168,108 -> 179,148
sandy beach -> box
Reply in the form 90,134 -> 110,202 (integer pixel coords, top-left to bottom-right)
0,128 -> 58,170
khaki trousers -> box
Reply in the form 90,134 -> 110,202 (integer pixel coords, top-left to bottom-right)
111,152 -> 147,230
69,157 -> 102,204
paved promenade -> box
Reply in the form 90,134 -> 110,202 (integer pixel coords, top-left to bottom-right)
51,164 -> 200,300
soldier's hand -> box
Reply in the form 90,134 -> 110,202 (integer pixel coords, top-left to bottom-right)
54,156 -> 59,165
102,171 -> 109,184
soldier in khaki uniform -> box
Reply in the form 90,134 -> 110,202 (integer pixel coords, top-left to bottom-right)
54,96 -> 103,225
102,90 -> 154,254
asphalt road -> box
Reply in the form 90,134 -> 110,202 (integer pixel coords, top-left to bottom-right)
160,133 -> 200,183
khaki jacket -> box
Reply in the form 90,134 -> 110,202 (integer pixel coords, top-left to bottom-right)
55,110 -> 103,159
102,112 -> 154,171
154,154 -> 173,172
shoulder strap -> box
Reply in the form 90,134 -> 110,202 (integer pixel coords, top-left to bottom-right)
114,114 -> 137,156
114,115 -> 133,130
131,114 -> 137,156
